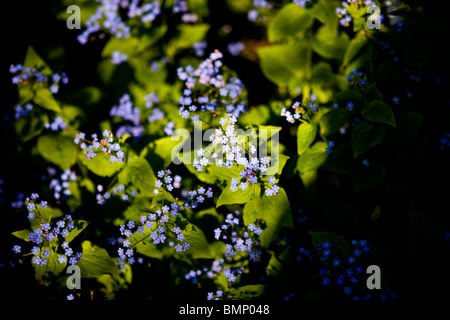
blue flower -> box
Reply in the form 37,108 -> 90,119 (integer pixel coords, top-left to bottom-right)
347,101 -> 354,111
12,245 -> 21,254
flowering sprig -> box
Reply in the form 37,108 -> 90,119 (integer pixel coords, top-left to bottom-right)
281,100 -> 318,124
44,116 -> 67,131
12,194 -> 83,267
10,64 -> 68,93
77,0 -> 161,44
313,239 -> 397,300
215,211 -> 263,263
96,183 -> 137,205
74,130 -> 125,163
115,170 -> 214,270
346,69 -> 367,88
13,103 -> 33,120
177,50 -> 246,122
48,167 -> 77,202
186,211 -> 264,300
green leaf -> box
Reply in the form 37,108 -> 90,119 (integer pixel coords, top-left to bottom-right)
180,224 -> 212,259
206,163 -> 242,184
268,3 -> 313,42
324,142 -> 353,174
80,151 -> 124,177
238,104 -> 271,126
335,89 -> 362,100
167,24 -> 209,58
265,153 -> 290,176
11,229 -> 32,242
37,134 -> 78,170
33,88 -> 62,113
362,100 -> 396,127
296,141 -> 329,172
258,42 -> 309,87
119,156 -> 157,197
23,46 -> 52,74
312,25 -> 350,60
351,121 -> 386,157
319,108 -> 352,137
243,188 -> 293,248
217,183 -> 258,207
308,0 -> 339,27
141,136 -> 181,172
342,31 -> 367,67
228,284 -> 268,299
297,122 -> 317,155
64,220 -> 89,243
34,245 -> 67,286
77,241 -> 119,279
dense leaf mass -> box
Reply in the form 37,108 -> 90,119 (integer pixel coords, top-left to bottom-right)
1,0 -> 449,302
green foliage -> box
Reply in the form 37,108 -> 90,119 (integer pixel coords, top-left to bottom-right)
37,134 -> 78,170
5,0 -> 448,302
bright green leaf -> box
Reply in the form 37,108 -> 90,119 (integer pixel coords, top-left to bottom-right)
37,134 -> 78,170
79,151 -> 124,177
296,141 -> 328,172
33,88 -> 62,113
217,183 -> 258,207
77,241 -> 119,279
297,122 -> 317,155
268,3 -> 313,42
258,42 -> 309,87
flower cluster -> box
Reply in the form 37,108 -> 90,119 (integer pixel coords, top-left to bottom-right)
247,0 -> 272,22
184,258 -> 224,284
14,194 -> 83,266
48,167 -> 77,202
438,133 -> 450,151
293,0 -> 311,7
153,169 -> 183,195
110,93 -> 142,137
44,116 -> 67,131
296,247 -> 314,263
215,211 -> 263,263
186,211 -> 264,299
10,64 -> 69,94
109,92 -> 168,138
116,181 -> 194,269
346,69 -> 367,88
172,0 -> 199,23
180,185 -> 214,210
111,51 -> 127,65
193,41 -> 207,57
325,140 -> 334,154
13,103 -> 33,120
314,239 -> 397,300
207,290 -> 224,300
281,101 -> 318,123
281,101 -> 304,123
96,183 -> 137,205
227,42 -> 245,57
74,130 -> 125,163
77,0 -> 161,44
193,113 -> 279,196
335,0 -> 380,27
177,50 -> 246,122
